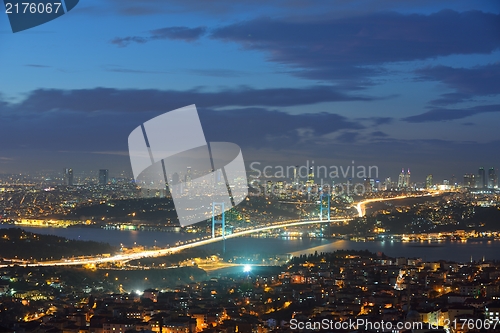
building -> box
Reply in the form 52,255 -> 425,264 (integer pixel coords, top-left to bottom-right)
364,178 -> 372,193
98,169 -> 109,185
398,169 -> 405,189
307,167 -> 314,184
426,174 -> 433,189
463,174 -> 475,188
405,169 -> 411,189
478,167 -> 486,189
64,168 -> 74,186
488,167 -> 497,189
485,302 -> 500,322
384,177 -> 392,190
398,169 -> 410,189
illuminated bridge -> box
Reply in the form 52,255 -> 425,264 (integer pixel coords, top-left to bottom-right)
0,194 -> 433,267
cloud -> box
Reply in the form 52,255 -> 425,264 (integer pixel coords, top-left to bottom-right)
149,26 -> 206,41
199,108 -> 364,149
371,131 -> 388,137
103,65 -> 169,74
105,0 -> 498,17
110,36 -> 148,47
210,10 -> 500,83
112,26 -> 206,46
25,64 -> 51,68
187,69 -> 249,78
0,88 -> 498,179
90,151 -> 131,156
417,63 -> 500,105
5,86 -> 377,113
0,90 -> 367,154
402,104 -> 500,123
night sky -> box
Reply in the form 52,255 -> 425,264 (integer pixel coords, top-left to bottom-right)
1,0 -> 499,183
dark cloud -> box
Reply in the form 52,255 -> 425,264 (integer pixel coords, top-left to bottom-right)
7,86 -> 376,113
417,63 -> 500,105
0,89 -> 498,180
199,108 -> 364,149
365,117 -> 394,125
112,26 -> 206,46
0,92 -> 364,153
110,36 -> 148,47
211,10 -> 500,83
103,65 -> 169,74
402,104 -> 500,123
149,26 -> 207,42
25,64 -> 51,68
336,132 -> 360,143
371,131 -> 388,137
106,0 -> 497,17
187,69 -> 249,78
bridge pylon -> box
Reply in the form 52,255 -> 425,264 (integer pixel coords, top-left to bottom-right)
212,202 -> 226,253
319,192 -> 331,222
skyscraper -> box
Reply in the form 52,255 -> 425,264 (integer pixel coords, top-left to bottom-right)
398,169 -> 405,189
364,178 -> 372,193
488,167 -> 497,189
478,167 -> 486,188
463,174 -> 475,188
384,177 -> 391,190
451,175 -> 456,188
405,169 -> 411,189
64,168 -> 74,186
99,169 -> 109,186
426,174 -> 433,189
185,166 -> 192,187
307,167 -> 314,184
293,166 -> 299,185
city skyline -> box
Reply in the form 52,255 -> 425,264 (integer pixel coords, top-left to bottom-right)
0,1 -> 499,180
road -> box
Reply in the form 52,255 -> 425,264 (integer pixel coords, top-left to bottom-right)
1,193 -> 434,267
355,192 -> 438,217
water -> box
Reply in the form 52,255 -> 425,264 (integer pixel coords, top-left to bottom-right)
1,224 -> 498,262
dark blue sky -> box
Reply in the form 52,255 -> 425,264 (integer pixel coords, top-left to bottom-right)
0,0 -> 499,182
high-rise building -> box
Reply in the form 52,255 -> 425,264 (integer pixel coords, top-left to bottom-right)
185,166 -> 192,187
478,167 -> 486,188
385,177 -> 391,190
451,175 -> 457,188
364,178 -> 372,193
293,166 -> 299,185
488,167 -> 497,189
426,174 -> 433,189
98,169 -> 109,185
398,169 -> 405,189
463,174 -> 475,188
64,168 -> 74,186
307,167 -> 314,184
405,169 -> 411,189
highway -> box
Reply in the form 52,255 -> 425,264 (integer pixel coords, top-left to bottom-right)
0,193 -> 435,267
0,218 -> 349,267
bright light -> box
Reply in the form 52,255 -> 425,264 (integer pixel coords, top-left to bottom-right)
243,265 -> 251,273
135,290 -> 143,295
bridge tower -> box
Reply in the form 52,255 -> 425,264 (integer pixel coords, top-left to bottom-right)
319,192 -> 331,222
212,202 -> 226,253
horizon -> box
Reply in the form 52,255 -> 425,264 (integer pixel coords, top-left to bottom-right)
1,0 -> 500,185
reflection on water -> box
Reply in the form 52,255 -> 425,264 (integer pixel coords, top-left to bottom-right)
0,225 -> 498,262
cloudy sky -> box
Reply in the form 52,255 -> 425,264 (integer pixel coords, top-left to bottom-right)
0,0 -> 499,182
